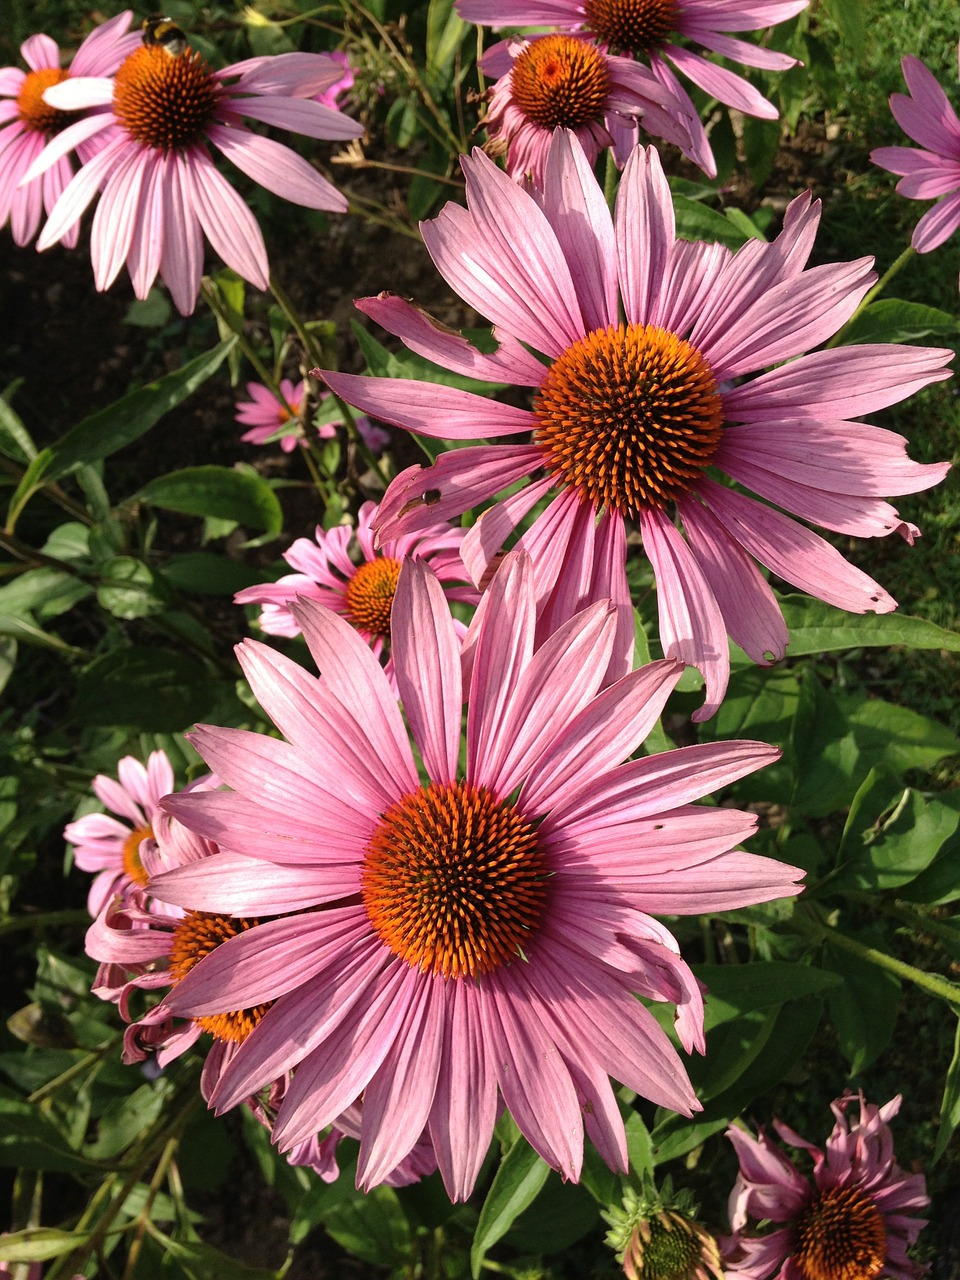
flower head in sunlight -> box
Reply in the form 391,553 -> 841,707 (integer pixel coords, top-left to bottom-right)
233,499 -> 479,684
722,1093 -> 929,1280
0,12 -> 140,247
142,552 -> 801,1199
480,32 -> 693,184
457,0 -> 809,177
871,47 -> 960,285
24,31 -> 364,313
64,749 -> 175,917
320,132 -> 952,719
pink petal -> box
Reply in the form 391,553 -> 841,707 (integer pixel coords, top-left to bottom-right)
150,849 -> 357,914
90,146 -> 147,291
912,190 -> 960,253
228,94 -> 363,140
320,369 -> 535,438
34,130 -> 128,250
160,151 -> 204,315
666,44 -> 778,118
615,144 -> 675,326
180,144 -> 269,289
209,123 -> 349,213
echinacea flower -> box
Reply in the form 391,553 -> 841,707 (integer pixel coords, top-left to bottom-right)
64,749 -> 175,916
141,552 -> 801,1198
0,11 -> 140,247
871,47 -> 960,283
233,499 -> 479,683
457,0 -> 809,177
604,1178 -> 724,1280
23,35 -> 364,313
320,131 -> 952,719
722,1093 -> 929,1280
479,32 -> 694,183
236,378 -> 311,451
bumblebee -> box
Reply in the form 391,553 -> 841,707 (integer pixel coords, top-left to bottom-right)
141,16 -> 189,57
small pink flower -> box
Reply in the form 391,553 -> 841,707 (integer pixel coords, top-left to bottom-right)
0,12 -> 140,247
871,47 -> 960,282
457,0 -> 808,177
480,32 -> 693,184
320,131 -> 952,719
64,750 -> 175,916
233,500 -> 479,684
142,552 -> 802,1198
236,378 -> 308,452
722,1093 -> 929,1280
23,35 -> 363,312
313,49 -> 354,110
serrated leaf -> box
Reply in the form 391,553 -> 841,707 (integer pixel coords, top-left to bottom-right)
138,466 -> 282,535
471,1135 -> 549,1278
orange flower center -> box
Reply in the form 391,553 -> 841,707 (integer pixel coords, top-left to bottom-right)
510,34 -> 611,130
121,824 -> 154,887
792,1186 -> 888,1280
584,0 -> 679,55
168,911 -> 271,1042
361,781 -> 549,979
343,556 -> 402,638
113,45 -> 219,150
533,322 -> 723,517
16,67 -> 71,135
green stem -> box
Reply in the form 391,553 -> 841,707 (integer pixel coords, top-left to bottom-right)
122,1138 -> 178,1280
796,905 -> 960,1007
0,457 -> 94,526
200,281 -> 277,393
827,245 -> 916,348
0,908 -> 91,939
28,1039 -> 120,1105
269,274 -> 325,371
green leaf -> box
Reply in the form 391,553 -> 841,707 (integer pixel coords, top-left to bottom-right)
41,339 -> 236,484
138,466 -> 282,535
84,1079 -> 172,1160
0,636 -> 16,695
822,0 -> 865,51
426,0 -> 467,83
935,1016 -> 960,1161
842,298 -> 957,344
162,553 -> 265,596
673,195 -> 752,248
0,1085 -> 102,1175
0,611 -> 87,657
152,1230 -> 283,1279
96,557 -> 169,620
695,961 -> 841,1029
779,594 -> 960,655
0,1227 -> 91,1262
123,288 -> 173,328
75,647 -> 219,731
823,935 -> 900,1072
471,1134 -> 550,1278
503,1176 -> 598,1255
0,391 -> 37,464
0,567 -> 91,621
321,1185 -> 411,1267
828,783 -> 960,894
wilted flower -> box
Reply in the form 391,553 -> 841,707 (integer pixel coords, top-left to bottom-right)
233,499 -> 479,684
0,12 -> 140,247
23,28 -> 363,312
141,552 -> 801,1198
871,46 -> 960,284
321,131 -> 951,718
604,1179 -> 724,1280
722,1093 -> 929,1280
64,750 -> 175,916
479,32 -> 693,184
457,0 -> 808,177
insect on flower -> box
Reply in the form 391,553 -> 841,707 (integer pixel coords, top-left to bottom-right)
140,16 -> 189,58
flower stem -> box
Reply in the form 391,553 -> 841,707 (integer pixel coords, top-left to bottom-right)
200,281 -> 277,395
269,274 -> 326,371
0,908 -> 91,939
796,904 -> 960,1007
826,245 -> 916,348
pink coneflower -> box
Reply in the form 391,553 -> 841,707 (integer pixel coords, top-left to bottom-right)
0,12 -> 140,247
236,378 -> 311,452
142,552 -> 802,1198
479,32 -> 693,183
320,132 -> 952,719
722,1093 -> 929,1280
233,500 -> 479,682
871,47 -> 960,284
64,749 -> 175,916
23,35 -> 364,313
458,0 -> 808,177
604,1180 -> 723,1280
